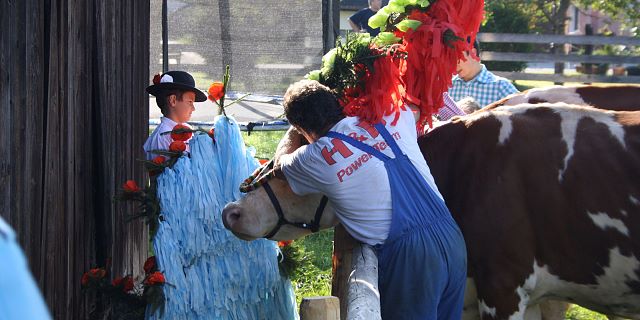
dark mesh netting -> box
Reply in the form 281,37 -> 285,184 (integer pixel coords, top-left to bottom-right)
150,0 -> 326,97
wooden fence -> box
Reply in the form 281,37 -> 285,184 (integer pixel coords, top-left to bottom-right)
0,1 -> 150,319
477,32 -> 640,84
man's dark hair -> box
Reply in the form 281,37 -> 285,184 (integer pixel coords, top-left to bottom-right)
283,80 -> 344,136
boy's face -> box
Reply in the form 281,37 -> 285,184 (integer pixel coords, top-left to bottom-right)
168,91 -> 196,123
370,0 -> 382,11
456,49 -> 480,81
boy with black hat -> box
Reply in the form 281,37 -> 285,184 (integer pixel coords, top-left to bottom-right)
144,70 -> 207,160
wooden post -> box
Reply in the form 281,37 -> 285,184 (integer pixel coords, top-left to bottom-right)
347,244 -> 381,320
300,296 -> 340,320
332,224 -> 358,320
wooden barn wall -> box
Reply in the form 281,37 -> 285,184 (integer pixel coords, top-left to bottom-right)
0,1 -> 150,318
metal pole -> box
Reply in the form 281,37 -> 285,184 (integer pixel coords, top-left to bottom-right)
162,0 -> 168,72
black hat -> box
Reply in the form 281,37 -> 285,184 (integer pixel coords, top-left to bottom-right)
146,70 -> 207,102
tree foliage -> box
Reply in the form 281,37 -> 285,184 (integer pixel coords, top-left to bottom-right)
577,0 -> 640,32
487,0 -> 640,35
481,1 -> 534,72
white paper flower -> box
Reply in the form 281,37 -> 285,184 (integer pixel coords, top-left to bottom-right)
160,74 -> 174,83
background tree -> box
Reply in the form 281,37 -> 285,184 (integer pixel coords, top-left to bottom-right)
481,1 -> 534,72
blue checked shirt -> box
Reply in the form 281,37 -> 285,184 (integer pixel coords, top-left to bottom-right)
448,64 -> 519,108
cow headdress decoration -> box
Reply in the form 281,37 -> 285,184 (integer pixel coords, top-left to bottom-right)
307,0 -> 485,128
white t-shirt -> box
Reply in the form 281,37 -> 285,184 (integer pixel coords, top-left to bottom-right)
281,108 -> 443,245
143,117 -> 192,160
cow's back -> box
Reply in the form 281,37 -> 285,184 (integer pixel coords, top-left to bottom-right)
485,85 -> 640,112
420,104 -> 640,319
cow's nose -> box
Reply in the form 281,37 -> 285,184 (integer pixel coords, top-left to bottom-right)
222,205 -> 241,230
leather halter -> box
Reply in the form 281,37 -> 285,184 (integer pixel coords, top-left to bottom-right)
240,160 -> 329,239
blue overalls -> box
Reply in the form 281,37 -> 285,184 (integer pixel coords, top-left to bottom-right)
326,123 -> 467,319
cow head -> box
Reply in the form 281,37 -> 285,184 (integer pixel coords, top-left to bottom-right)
222,165 -> 338,241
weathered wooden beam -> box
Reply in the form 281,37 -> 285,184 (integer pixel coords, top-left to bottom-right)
346,243 -> 381,320
477,32 -> 640,46
493,71 -> 640,84
332,224 -> 358,320
481,51 -> 640,65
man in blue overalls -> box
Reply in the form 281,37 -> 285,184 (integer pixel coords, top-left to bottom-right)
276,80 -> 467,319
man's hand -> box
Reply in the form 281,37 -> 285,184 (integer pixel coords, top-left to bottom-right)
348,19 -> 361,33
274,126 -> 308,168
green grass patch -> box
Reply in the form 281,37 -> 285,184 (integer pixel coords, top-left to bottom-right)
288,229 -> 334,306
565,304 -> 608,320
241,130 -> 286,160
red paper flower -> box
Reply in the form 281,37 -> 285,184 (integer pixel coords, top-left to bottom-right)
81,272 -> 90,286
208,128 -> 215,139
112,275 -> 134,292
171,124 -> 193,141
152,73 -> 162,85
122,180 -> 141,193
89,268 -> 107,279
169,141 -> 186,152
112,276 -> 123,287
122,276 -> 134,292
144,271 -> 165,286
277,240 -> 292,248
151,156 -> 165,165
143,256 -> 157,274
208,81 -> 225,101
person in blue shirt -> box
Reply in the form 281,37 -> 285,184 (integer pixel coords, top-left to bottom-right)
448,40 -> 519,108
0,216 -> 52,320
348,0 -> 383,37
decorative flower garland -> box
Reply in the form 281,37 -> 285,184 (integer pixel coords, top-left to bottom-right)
81,256 -> 168,319
307,0 -> 485,128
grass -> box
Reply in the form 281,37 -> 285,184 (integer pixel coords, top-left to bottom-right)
288,229 -> 334,306
513,68 -> 621,90
566,305 -> 609,320
238,106 -> 611,319
241,130 -> 286,160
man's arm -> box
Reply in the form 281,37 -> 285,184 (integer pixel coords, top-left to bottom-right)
348,18 -> 361,32
274,127 -> 307,166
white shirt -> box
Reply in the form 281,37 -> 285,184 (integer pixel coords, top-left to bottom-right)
281,108 -> 443,245
143,117 -> 192,160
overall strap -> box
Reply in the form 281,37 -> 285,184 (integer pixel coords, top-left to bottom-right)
325,131 -> 390,161
374,123 -> 403,157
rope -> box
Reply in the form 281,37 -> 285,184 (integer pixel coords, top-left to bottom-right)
239,160 -> 275,192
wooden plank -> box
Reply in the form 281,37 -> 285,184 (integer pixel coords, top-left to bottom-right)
346,244 -> 380,320
0,0 -> 13,227
300,296 -> 340,320
332,224 -> 358,320
477,32 -> 640,46
481,51 -> 640,65
493,71 -> 640,84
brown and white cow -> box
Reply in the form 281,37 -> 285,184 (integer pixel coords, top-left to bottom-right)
222,104 -> 640,319
485,84 -> 640,111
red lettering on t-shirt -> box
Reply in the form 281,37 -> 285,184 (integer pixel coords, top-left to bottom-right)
321,138 -> 353,165
356,120 -> 386,138
348,132 -> 368,142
